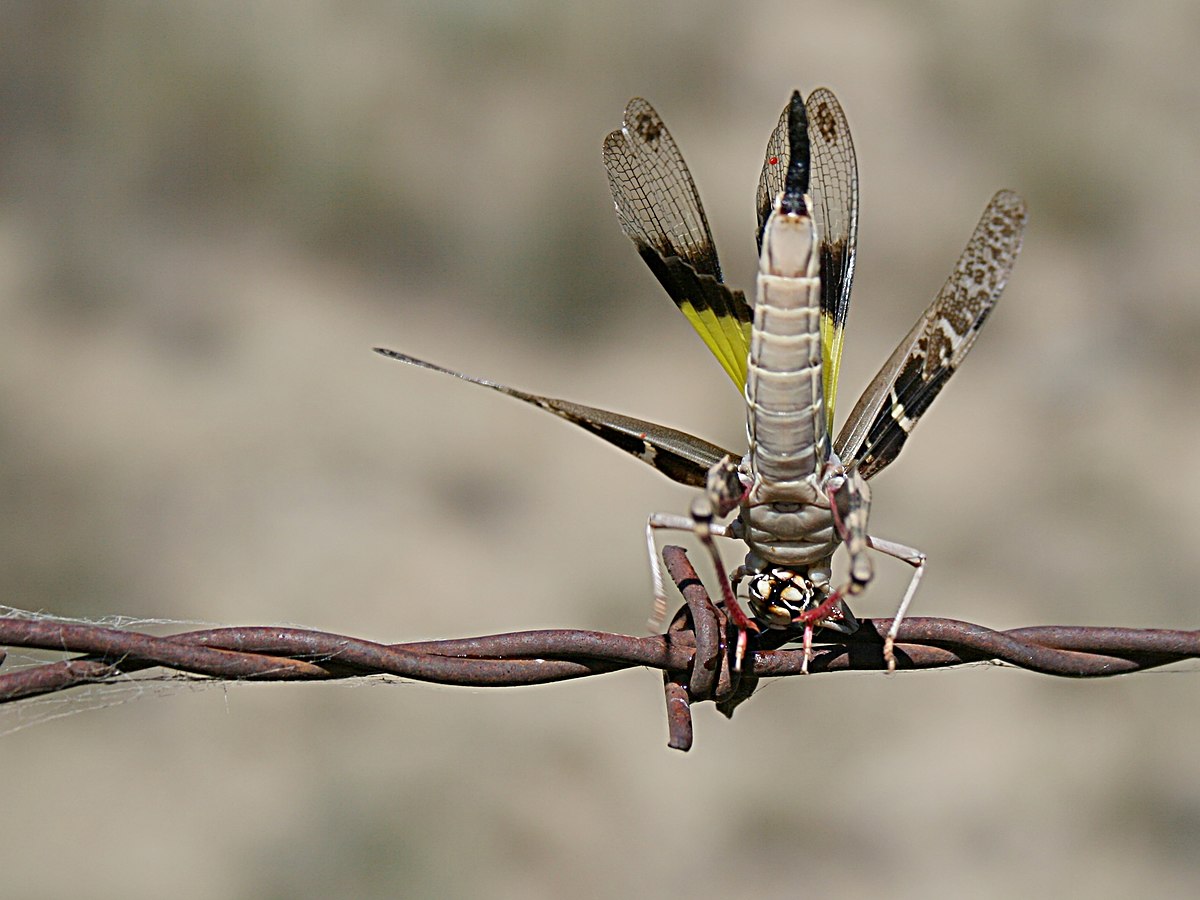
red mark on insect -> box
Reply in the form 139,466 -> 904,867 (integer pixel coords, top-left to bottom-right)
769,156 -> 779,166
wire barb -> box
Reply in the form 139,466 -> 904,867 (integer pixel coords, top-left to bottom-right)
1,552 -> 1196,751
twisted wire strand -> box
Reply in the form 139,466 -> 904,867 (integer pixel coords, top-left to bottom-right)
1,546 -> 1196,750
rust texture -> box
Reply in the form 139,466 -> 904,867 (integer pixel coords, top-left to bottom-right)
2,546 -> 1196,751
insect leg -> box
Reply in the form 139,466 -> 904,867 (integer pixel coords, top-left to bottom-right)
865,535 -> 926,672
785,583 -> 857,674
645,455 -> 755,667
644,513 -> 737,629
645,509 -> 757,670
828,467 -> 873,594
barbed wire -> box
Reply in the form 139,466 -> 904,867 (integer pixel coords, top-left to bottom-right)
1,546 -> 1196,750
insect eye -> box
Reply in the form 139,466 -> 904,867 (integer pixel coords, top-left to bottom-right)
748,576 -> 771,600
779,585 -> 804,604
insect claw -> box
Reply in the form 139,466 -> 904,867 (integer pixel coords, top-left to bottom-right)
733,625 -> 749,674
883,633 -> 897,673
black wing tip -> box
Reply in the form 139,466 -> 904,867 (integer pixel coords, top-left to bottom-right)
781,90 -> 810,214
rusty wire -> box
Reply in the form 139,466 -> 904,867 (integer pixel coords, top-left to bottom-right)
1,545 -> 1197,750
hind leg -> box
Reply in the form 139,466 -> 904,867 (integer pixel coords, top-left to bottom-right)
865,535 -> 926,672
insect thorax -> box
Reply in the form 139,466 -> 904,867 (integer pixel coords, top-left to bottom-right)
733,457 -> 842,569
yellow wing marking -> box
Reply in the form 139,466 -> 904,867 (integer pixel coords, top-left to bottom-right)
680,303 -> 751,390
820,310 -> 845,433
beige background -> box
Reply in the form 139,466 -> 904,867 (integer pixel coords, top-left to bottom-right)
3,2 -> 1199,897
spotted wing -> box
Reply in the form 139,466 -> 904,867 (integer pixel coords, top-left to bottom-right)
604,98 -> 753,391
834,190 -> 1027,480
374,349 -> 735,488
756,88 -> 858,435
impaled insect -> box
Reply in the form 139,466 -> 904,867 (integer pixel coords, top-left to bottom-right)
376,88 -> 1026,670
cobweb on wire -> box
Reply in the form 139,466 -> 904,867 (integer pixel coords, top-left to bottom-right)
4,546 -> 1198,753
0,605 -> 333,736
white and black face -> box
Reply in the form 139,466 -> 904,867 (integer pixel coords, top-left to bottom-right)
746,567 -> 820,629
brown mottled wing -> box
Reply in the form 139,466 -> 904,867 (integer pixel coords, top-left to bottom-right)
604,98 -> 753,390
374,349 -> 735,488
834,190 -> 1027,480
757,87 -> 859,431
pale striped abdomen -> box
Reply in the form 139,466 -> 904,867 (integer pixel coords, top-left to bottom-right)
740,204 -> 837,568
745,207 -> 826,493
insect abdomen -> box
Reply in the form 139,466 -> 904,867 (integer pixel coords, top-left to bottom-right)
744,209 -> 826,490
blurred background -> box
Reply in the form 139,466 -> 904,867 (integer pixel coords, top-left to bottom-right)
2,1 -> 1199,896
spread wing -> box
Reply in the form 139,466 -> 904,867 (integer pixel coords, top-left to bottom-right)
834,190 -> 1028,480
373,349 -> 736,488
756,87 -> 858,434
604,98 -> 753,390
